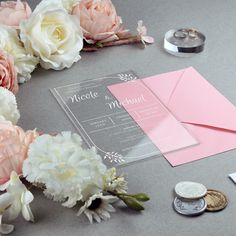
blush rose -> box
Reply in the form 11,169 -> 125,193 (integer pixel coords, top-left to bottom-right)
0,120 -> 39,185
0,1 -> 32,29
72,0 -> 123,43
0,50 -> 18,94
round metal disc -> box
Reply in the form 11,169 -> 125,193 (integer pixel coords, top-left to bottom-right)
175,181 -> 207,199
204,189 -> 228,212
173,197 -> 207,216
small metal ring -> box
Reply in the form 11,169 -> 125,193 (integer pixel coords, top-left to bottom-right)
188,29 -> 198,38
174,29 -> 188,39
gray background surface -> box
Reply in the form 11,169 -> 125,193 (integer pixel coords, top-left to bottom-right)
15,0 -> 236,235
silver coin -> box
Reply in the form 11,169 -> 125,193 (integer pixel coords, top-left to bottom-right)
173,197 -> 207,216
175,181 -> 207,199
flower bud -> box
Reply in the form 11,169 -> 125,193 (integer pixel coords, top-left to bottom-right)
120,196 -> 144,211
131,193 -> 150,202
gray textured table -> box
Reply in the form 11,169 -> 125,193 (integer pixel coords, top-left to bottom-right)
15,0 -> 236,235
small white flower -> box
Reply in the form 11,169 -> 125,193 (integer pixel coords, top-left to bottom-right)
137,20 -> 154,46
0,171 -> 34,223
23,132 -> 107,208
103,168 -> 128,193
0,87 -> 20,125
0,25 -> 39,83
20,0 -> 83,70
77,193 -> 117,224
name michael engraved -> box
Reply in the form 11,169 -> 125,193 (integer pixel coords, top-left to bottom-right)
106,94 -> 147,109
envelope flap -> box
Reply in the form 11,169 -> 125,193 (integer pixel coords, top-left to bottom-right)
164,67 -> 236,131
143,69 -> 185,105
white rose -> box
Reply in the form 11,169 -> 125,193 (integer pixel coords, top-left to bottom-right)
0,26 -> 39,83
61,0 -> 80,12
20,0 -> 83,70
38,0 -> 80,12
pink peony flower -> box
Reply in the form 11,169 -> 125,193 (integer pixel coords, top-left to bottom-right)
0,120 -> 39,185
72,0 -> 124,43
0,50 -> 18,94
0,0 -> 32,29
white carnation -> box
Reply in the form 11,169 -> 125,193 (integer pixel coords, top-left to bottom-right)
0,26 -> 39,83
23,132 -> 107,208
20,0 -> 83,70
0,87 -> 20,124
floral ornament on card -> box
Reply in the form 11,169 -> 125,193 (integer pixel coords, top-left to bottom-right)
117,73 -> 138,82
104,152 -> 125,164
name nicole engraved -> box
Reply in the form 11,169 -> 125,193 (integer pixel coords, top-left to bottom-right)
69,91 -> 99,103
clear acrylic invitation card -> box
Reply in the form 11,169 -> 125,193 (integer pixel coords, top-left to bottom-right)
51,71 -> 198,167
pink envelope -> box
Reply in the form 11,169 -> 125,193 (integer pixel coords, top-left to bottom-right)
108,80 -> 198,154
142,67 -> 236,166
